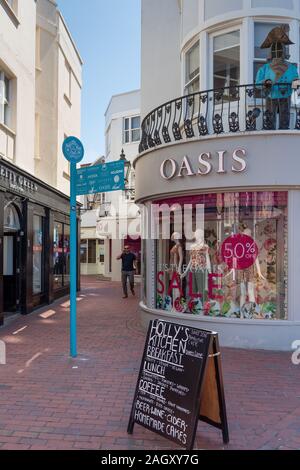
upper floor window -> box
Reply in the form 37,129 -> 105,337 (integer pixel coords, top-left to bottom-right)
124,116 -> 140,143
253,22 -> 287,80
184,41 -> 200,94
0,72 -> 11,127
213,30 -> 240,90
64,60 -> 72,105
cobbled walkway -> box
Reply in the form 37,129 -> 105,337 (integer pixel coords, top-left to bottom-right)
0,277 -> 299,450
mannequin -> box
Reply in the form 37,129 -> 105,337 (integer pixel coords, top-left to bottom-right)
238,228 -> 265,318
181,229 -> 211,301
169,232 -> 183,310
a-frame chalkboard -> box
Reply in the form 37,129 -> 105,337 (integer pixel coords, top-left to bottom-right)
128,319 -> 229,450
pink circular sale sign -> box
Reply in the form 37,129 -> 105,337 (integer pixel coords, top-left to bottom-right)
221,234 -> 258,270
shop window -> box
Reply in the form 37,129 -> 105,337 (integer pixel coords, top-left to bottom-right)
124,116 -> 141,143
184,40 -> 200,95
64,225 -> 70,286
213,30 -> 240,91
33,215 -> 44,295
80,239 -> 88,263
53,222 -> 64,290
88,239 -> 96,264
53,222 -> 70,289
155,191 -> 288,321
80,239 -> 97,264
253,22 -> 285,81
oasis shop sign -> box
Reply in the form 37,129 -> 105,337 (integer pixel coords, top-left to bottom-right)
160,148 -> 247,180
0,165 -> 38,193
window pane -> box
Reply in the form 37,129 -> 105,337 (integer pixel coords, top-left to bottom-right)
80,239 -> 88,263
53,222 -> 63,290
131,116 -> 140,129
4,103 -> 9,126
155,191 -> 288,320
131,129 -> 140,142
186,41 -> 200,83
124,118 -> 130,130
213,31 -> 240,90
88,239 -> 96,263
33,215 -> 44,294
214,31 -> 240,52
64,225 -> 70,286
254,22 -> 283,59
4,77 -> 9,102
125,130 -> 130,143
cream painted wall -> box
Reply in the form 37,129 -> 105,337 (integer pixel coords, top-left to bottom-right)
35,1 -> 82,196
141,0 -> 181,117
0,0 -> 36,172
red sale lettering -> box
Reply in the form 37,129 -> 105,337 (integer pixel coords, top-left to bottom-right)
157,271 -> 165,294
188,271 -> 202,299
167,272 -> 183,297
208,273 -> 224,300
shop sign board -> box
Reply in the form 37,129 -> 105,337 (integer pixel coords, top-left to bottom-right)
76,161 -> 124,195
128,319 -> 229,450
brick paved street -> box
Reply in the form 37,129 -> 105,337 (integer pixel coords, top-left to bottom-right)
0,276 -> 299,450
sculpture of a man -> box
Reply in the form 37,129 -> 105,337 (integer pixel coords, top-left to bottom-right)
255,25 -> 299,129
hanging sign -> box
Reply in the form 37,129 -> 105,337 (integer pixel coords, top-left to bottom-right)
128,319 -> 229,450
76,161 -> 125,195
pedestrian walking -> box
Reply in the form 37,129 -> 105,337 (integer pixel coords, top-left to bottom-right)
117,245 -> 137,298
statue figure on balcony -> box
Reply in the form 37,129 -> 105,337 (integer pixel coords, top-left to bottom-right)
255,25 -> 299,129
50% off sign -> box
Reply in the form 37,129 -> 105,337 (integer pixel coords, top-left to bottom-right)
221,234 -> 258,270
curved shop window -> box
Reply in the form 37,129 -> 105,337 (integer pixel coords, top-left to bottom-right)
155,191 -> 288,320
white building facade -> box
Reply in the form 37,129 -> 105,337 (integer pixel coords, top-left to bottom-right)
136,0 -> 300,350
80,90 -> 141,282
0,0 -> 82,325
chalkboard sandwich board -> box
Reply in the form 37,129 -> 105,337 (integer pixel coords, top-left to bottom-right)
127,319 -> 229,450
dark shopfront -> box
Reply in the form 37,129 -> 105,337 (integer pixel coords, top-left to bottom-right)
0,159 -> 80,326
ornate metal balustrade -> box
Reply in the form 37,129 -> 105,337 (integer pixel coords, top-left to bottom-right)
139,83 -> 300,153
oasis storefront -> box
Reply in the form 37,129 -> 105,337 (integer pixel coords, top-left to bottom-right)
134,133 -> 300,351
0,159 -> 80,326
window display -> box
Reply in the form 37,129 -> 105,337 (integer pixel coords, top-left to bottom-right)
53,222 -> 63,290
155,191 -> 288,320
33,215 -> 44,295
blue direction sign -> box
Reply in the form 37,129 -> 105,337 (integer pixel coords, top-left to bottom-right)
76,160 -> 125,195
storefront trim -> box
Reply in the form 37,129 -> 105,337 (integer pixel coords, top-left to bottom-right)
139,302 -> 300,351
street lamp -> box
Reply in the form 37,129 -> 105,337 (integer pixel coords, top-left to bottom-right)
119,149 -> 135,198
119,148 -> 131,183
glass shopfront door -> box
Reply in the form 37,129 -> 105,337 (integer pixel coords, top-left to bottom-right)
3,233 -> 21,312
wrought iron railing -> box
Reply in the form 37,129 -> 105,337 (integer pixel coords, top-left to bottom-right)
139,83 -> 300,153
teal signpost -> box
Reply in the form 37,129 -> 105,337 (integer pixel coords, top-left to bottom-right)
76,161 -> 125,195
62,138 -> 125,358
62,136 -> 84,358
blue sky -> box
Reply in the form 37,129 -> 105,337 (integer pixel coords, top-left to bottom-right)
57,0 -> 141,163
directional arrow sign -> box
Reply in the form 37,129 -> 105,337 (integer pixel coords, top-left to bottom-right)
76,161 -> 125,195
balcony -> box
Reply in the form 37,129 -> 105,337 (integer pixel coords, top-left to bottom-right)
139,83 -> 300,154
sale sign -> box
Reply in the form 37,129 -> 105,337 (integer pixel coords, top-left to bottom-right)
221,234 -> 258,270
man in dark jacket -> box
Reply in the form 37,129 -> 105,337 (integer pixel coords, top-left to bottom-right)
117,245 -> 137,298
